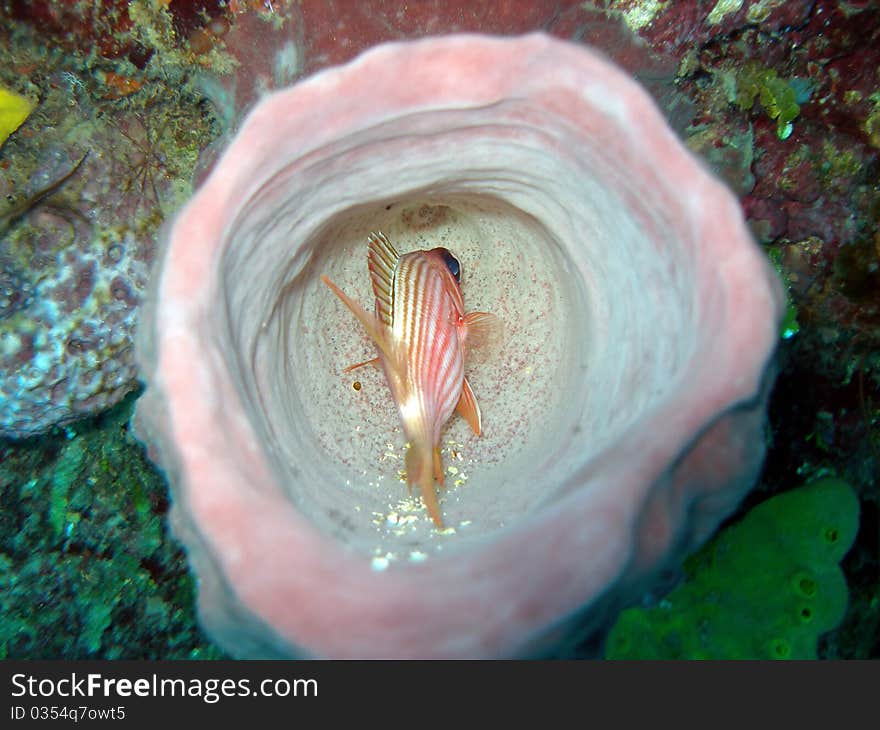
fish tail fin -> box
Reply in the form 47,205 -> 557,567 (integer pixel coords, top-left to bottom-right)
406,438 -> 443,527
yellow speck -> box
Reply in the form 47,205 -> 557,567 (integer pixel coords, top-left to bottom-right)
0,86 -> 33,147
612,0 -> 668,31
745,0 -> 785,23
447,465 -> 459,476
707,0 -> 744,25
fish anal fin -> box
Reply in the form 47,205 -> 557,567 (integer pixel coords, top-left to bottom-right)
461,311 -> 504,361
455,377 -> 482,435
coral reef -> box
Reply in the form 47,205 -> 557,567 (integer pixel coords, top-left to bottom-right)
0,0 -> 876,658
0,392 -> 223,658
0,1 -> 691,439
0,15 -> 218,438
135,33 -> 779,658
604,478 -> 860,659
610,0 -> 880,659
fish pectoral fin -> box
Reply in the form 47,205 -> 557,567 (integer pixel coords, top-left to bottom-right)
456,377 -> 482,436
343,357 -> 381,373
406,441 -> 444,527
461,311 -> 504,361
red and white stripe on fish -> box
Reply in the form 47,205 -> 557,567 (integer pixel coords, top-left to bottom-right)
321,231 -> 502,527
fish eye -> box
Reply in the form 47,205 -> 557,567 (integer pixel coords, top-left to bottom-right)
439,248 -> 461,283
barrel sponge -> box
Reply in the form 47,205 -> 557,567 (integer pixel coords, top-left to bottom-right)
605,477 -> 860,659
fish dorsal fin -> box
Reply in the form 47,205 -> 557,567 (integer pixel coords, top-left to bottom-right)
367,231 -> 399,327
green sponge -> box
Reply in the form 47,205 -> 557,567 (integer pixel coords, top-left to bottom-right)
604,477 -> 860,659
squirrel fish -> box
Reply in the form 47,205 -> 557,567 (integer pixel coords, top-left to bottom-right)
322,231 -> 502,527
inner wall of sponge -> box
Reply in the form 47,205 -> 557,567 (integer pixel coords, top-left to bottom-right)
293,196 -> 577,547
223,116 -> 693,559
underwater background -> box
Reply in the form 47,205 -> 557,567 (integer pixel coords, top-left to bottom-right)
0,0 -> 877,659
